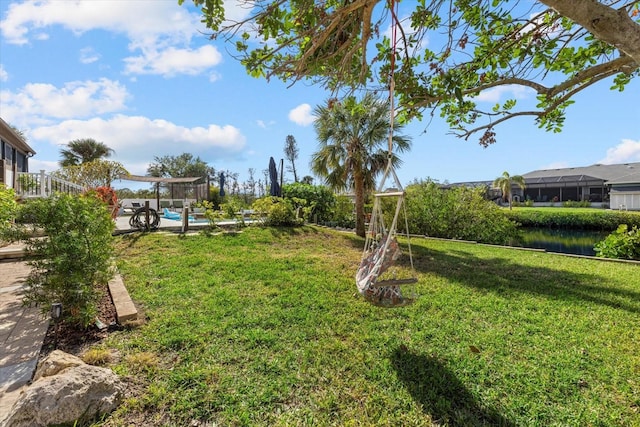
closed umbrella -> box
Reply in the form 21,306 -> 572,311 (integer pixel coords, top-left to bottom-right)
219,172 -> 225,197
269,157 -> 281,197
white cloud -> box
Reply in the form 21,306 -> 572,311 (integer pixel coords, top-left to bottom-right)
0,0 -> 197,45
0,65 -> 8,82
0,0 -> 242,77
599,139 -> 640,164
0,78 -> 129,126
288,104 -> 315,126
124,45 -> 223,77
475,85 -> 533,103
34,32 -> 49,41
256,120 -> 275,129
30,115 -> 247,170
28,158 -> 59,174
79,47 -> 100,64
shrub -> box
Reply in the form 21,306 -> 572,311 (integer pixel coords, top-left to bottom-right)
403,181 -> 519,244
562,200 -> 592,208
89,186 -> 119,219
330,195 -> 356,228
192,200 -> 220,229
282,183 -> 335,223
0,184 -> 18,239
504,209 -> 640,230
594,224 -> 640,260
92,186 -> 118,205
15,193 -> 115,327
252,197 -> 302,226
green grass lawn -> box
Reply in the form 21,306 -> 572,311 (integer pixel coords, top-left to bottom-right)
99,226 -> 640,426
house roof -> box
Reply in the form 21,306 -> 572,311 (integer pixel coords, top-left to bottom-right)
605,170 -> 640,185
441,180 -> 493,188
0,117 -> 37,156
522,162 -> 640,185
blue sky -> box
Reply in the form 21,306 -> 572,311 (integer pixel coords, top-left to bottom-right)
1,0 -> 639,191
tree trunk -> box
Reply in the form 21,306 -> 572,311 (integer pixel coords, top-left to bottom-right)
538,0 -> 640,65
354,170 -> 366,238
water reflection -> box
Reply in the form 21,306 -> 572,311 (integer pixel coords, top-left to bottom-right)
510,228 -> 609,256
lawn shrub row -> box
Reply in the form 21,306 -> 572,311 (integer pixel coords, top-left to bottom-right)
504,208 -> 640,230
401,180 -> 519,244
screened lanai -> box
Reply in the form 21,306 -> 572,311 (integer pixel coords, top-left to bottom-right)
522,174 -> 607,202
520,163 -> 640,203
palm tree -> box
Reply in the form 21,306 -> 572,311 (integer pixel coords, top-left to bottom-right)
311,93 -> 411,237
59,138 -> 114,167
493,171 -> 526,210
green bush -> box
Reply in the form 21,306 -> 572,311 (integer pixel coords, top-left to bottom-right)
0,184 -> 18,238
594,224 -> 640,260
562,200 -> 591,208
403,181 -> 519,244
505,209 -> 640,230
330,195 -> 356,228
192,200 -> 222,229
15,193 -> 115,327
252,197 -> 302,226
282,183 -> 335,223
220,197 -> 246,224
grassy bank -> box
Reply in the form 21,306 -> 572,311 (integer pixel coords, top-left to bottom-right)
98,227 -> 640,426
505,207 -> 640,230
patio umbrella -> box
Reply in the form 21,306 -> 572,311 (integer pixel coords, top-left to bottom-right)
219,172 -> 225,197
269,157 -> 281,197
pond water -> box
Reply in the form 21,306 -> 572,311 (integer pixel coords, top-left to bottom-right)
509,228 -> 610,256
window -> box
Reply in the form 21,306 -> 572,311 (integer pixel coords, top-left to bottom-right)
16,152 -> 27,172
3,142 -> 13,163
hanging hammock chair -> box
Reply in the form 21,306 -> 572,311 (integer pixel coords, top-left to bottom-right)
355,0 -> 417,307
355,159 -> 418,307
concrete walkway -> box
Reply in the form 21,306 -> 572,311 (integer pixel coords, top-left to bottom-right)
0,249 -> 50,423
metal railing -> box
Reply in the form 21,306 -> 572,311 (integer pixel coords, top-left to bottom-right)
15,170 -> 85,198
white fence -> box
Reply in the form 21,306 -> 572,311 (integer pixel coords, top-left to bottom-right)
15,170 -> 85,198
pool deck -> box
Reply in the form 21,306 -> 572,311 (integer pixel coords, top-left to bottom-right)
113,213 -> 250,234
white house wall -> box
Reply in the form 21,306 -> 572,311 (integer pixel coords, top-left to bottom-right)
610,192 -> 640,210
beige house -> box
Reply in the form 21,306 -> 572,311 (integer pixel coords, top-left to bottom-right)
0,117 -> 36,189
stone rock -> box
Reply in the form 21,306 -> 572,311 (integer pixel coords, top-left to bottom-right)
4,350 -> 125,427
33,349 -> 85,380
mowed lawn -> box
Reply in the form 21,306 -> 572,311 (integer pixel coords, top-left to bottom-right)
100,227 -> 640,426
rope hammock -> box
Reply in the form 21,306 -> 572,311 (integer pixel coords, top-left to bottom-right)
355,0 -> 418,307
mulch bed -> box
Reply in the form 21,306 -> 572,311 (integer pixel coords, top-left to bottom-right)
40,283 -> 121,358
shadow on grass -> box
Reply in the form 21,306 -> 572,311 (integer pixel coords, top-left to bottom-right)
265,225 -> 322,238
391,347 -> 515,426
117,231 -> 149,248
411,244 -> 640,314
